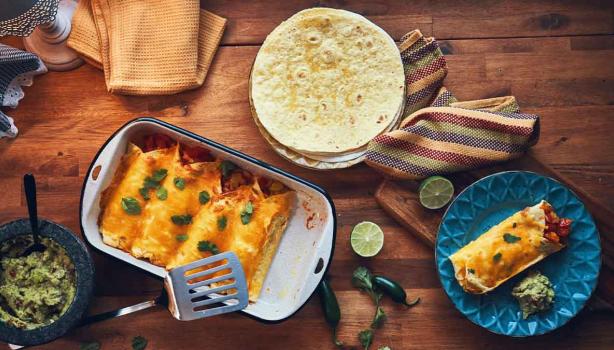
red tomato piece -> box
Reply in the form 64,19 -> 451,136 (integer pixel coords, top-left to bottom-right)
143,134 -> 174,152
558,218 -> 573,237
182,146 -> 214,163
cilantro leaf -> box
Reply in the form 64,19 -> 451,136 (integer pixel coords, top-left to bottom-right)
503,233 -> 521,243
245,201 -> 254,214
240,213 -> 251,225
174,177 -> 185,190
143,177 -> 160,190
493,252 -> 502,262
358,329 -> 373,350
156,186 -> 168,200
132,336 -> 148,350
143,169 -> 167,192
151,169 -> 168,182
171,214 -> 192,226
176,234 -> 188,242
197,240 -> 219,254
352,266 -> 374,291
217,216 -> 227,231
352,266 -> 381,305
199,191 -> 210,205
240,201 -> 254,225
139,187 -> 150,200
121,197 -> 141,215
80,342 -> 100,350
219,160 -> 237,178
370,306 -> 387,329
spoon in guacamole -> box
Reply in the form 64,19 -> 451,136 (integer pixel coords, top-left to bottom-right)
20,174 -> 46,257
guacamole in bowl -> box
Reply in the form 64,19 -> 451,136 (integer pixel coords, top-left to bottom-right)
0,219 -> 94,347
0,236 -> 76,329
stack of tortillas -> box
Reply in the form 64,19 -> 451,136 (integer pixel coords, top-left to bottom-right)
249,8 -> 405,169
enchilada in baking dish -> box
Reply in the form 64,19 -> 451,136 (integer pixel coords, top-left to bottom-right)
98,134 -> 294,301
449,200 -> 572,294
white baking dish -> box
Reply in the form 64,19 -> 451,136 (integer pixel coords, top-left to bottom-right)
79,118 -> 336,322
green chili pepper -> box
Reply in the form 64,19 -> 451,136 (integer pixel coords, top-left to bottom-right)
372,275 -> 420,307
317,279 -> 343,348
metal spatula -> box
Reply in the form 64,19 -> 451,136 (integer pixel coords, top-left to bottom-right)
82,251 -> 248,324
165,251 -> 249,320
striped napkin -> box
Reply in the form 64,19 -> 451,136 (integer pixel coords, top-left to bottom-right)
365,30 -> 540,180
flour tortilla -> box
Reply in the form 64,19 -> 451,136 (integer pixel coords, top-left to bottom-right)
290,96 -> 404,162
249,71 -> 404,167
251,100 -> 366,169
251,8 -> 405,155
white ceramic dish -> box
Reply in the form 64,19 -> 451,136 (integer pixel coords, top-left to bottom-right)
79,118 -> 337,322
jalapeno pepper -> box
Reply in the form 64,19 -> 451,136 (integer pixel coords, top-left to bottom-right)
317,279 -> 343,347
372,275 -> 420,307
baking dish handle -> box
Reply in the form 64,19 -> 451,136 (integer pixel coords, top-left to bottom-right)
301,218 -> 335,300
81,133 -> 124,215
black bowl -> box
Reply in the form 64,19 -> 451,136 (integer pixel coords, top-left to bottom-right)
0,219 -> 95,346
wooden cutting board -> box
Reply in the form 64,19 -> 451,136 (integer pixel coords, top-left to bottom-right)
375,151 -> 614,308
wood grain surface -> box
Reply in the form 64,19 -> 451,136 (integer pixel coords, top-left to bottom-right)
1,1 -> 613,349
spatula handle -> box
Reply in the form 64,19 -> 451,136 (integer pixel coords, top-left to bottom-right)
78,299 -> 159,327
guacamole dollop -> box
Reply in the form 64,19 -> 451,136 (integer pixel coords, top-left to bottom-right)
511,271 -> 554,319
0,236 -> 76,329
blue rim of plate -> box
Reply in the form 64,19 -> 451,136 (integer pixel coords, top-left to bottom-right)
435,171 -> 601,337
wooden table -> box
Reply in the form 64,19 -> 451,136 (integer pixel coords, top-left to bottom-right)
1,1 -> 613,349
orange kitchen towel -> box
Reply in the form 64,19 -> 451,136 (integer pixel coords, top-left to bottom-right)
68,0 -> 226,95
365,30 -> 540,180
68,0 -> 102,69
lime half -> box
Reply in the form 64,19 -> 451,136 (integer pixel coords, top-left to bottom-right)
351,221 -> 384,257
419,176 -> 454,209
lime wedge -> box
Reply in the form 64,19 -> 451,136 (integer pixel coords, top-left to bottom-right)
351,221 -> 384,257
419,176 -> 454,209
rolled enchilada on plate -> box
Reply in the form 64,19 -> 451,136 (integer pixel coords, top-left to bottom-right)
449,200 -> 572,294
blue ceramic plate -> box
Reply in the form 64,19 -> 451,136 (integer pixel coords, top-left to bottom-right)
435,171 -> 601,337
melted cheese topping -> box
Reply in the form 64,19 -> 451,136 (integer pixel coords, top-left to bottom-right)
131,147 -> 222,266
99,144 -> 175,250
98,142 -> 293,301
449,201 -> 564,294
167,185 -> 294,301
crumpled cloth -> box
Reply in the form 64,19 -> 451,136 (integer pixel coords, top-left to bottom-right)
67,0 -> 226,95
365,30 -> 540,180
0,44 -> 47,139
